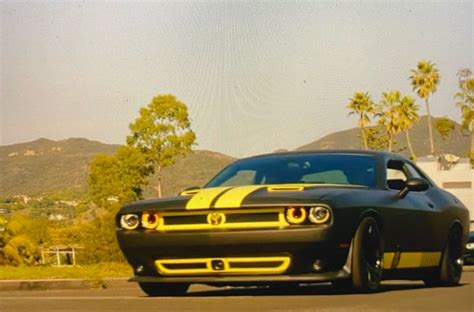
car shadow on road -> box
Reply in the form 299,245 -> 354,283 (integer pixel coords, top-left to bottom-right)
180,281 -> 470,297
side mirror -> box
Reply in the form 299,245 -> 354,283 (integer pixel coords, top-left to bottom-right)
398,178 -> 429,198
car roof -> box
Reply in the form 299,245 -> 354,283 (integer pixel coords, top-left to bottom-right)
241,149 -> 407,161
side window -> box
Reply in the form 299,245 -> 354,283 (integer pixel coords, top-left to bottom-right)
386,160 -> 408,190
403,163 -> 423,179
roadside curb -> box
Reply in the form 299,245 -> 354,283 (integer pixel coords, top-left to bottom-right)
102,278 -> 132,289
0,279 -> 91,291
0,278 -> 132,291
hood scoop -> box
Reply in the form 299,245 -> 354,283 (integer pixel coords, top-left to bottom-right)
266,185 -> 305,192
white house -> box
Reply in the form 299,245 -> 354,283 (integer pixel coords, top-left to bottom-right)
417,156 -> 473,220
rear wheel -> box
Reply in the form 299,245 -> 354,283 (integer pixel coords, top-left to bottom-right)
351,217 -> 383,293
424,226 -> 463,287
138,282 -> 189,297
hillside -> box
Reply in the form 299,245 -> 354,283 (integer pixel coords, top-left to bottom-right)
0,138 -> 234,197
297,116 -> 471,157
2,116 -> 469,198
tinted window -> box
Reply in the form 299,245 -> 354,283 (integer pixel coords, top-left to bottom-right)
206,154 -> 376,188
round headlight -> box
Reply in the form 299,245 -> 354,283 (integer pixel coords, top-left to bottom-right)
120,214 -> 140,230
309,206 -> 331,224
285,207 -> 307,225
141,212 -> 160,229
466,243 -> 474,250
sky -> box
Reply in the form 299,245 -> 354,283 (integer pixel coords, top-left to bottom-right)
1,1 -> 472,157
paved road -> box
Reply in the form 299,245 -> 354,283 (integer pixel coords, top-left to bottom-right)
1,270 -> 473,312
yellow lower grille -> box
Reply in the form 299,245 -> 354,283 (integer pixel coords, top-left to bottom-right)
155,256 -> 291,276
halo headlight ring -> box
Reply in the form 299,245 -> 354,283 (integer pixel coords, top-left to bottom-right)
141,212 -> 160,229
120,214 -> 140,230
285,206 -> 307,225
309,206 -> 331,224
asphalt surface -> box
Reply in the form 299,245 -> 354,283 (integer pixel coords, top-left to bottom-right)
1,269 -> 473,312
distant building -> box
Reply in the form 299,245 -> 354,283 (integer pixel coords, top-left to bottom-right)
417,156 -> 473,220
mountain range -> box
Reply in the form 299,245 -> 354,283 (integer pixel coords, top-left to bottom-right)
1,116 -> 470,197
297,116 -> 471,157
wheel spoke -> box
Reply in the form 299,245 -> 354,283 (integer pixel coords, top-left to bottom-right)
366,263 -> 380,281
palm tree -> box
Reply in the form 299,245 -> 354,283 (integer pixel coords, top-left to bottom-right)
454,68 -> 474,163
398,95 -> 420,160
347,92 -> 375,150
409,60 -> 440,156
378,91 -> 402,152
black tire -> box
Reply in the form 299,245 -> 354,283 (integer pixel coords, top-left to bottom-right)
351,217 -> 383,293
424,226 -> 463,287
138,282 -> 189,297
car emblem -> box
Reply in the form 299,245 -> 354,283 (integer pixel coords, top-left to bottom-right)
207,212 -> 225,226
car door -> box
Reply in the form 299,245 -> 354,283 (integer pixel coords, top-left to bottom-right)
384,159 -> 435,258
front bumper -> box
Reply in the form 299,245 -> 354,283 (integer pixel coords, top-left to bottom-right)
116,225 -> 351,280
130,270 -> 350,285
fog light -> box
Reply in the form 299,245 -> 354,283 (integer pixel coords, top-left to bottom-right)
136,265 -> 144,273
141,212 -> 159,229
211,259 -> 225,271
285,207 -> 307,224
309,206 -> 331,224
313,259 -> 324,272
120,214 -> 140,230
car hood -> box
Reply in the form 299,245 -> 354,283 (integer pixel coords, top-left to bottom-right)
119,183 -> 369,214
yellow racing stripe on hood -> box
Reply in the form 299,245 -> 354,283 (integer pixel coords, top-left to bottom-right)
184,187 -> 232,210
213,185 -> 266,208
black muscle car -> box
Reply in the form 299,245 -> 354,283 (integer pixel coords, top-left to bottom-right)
116,151 -> 470,295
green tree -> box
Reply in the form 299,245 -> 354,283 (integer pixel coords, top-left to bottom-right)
454,68 -> 474,162
88,146 -> 151,206
377,90 -> 403,152
127,94 -> 196,197
397,95 -> 420,160
48,212 -> 124,264
409,60 -> 440,155
435,117 -> 455,141
347,92 -> 375,150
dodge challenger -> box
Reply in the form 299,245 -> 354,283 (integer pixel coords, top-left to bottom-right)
116,151 -> 470,295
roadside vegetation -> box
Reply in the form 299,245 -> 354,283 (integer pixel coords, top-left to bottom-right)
0,94 -> 197,277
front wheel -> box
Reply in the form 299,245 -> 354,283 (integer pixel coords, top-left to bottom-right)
138,282 -> 189,297
351,217 -> 383,293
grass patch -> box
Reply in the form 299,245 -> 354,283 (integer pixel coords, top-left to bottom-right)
0,262 -> 132,287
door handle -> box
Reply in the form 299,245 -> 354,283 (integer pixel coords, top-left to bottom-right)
427,202 -> 434,208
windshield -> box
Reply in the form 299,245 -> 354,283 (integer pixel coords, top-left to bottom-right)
206,154 -> 376,188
